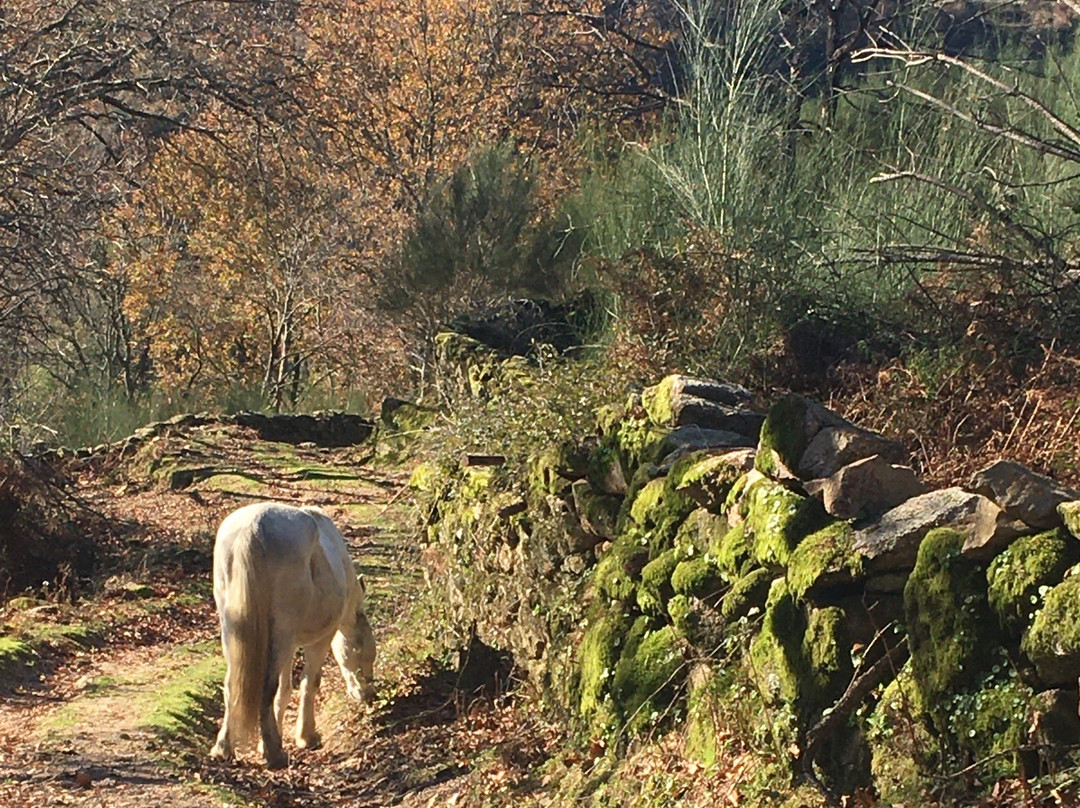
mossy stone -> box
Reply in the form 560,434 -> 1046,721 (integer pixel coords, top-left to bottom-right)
685,666 -> 727,766
1060,501 -> 1080,540
744,479 -> 830,567
577,606 -> 633,719
667,594 -> 693,636
748,578 -> 808,714
987,529 -> 1078,636
671,557 -> 725,606
530,441 -> 589,497
668,450 -> 744,510
749,580 -> 854,744
0,636 -> 35,679
674,508 -> 729,559
867,663 -> 933,804
904,527 -> 998,732
755,393 -> 810,477
714,523 -> 752,578
786,520 -> 862,600
613,622 -> 684,732
593,532 -> 650,603
946,671 -> 1033,780
626,476 -> 696,553
1022,574 -> 1080,685
586,440 -> 628,495
640,375 -> 680,426
721,568 -> 773,622
572,480 -> 621,539
637,548 -> 681,617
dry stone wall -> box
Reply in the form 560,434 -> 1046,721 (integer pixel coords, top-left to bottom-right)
416,363 -> 1080,797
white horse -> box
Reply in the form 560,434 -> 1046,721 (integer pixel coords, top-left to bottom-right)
209,502 -> 376,769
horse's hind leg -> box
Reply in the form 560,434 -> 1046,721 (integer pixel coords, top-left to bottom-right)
258,640 -> 292,769
273,650 -> 294,738
295,637 -> 331,750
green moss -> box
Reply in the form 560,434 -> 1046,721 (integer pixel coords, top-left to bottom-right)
593,533 -> 650,603
409,461 -> 445,494
748,578 -> 807,712
670,557 -> 725,605
669,451 -> 745,510
613,623 -> 684,732
577,606 -> 633,720
674,508 -> 728,558
685,667 -> 728,766
5,596 -> 40,611
987,529 -> 1078,636
1060,501 -> 1080,540
143,652 -> 226,740
626,476 -> 696,553
641,375 -> 680,426
573,480 -> 621,539
904,527 -> 998,734
611,415 -> 669,474
804,607 -> 851,703
637,549 -> 682,617
1022,575 -> 1080,675
723,471 -> 755,513
748,579 -> 853,748
0,636 -> 35,679
714,523 -> 752,578
744,479 -> 830,567
786,521 -> 862,600
382,401 -> 439,431
755,393 -> 809,477
667,594 -> 692,636
721,568 -> 773,622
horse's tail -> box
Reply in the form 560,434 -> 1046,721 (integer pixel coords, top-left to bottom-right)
222,526 -> 272,745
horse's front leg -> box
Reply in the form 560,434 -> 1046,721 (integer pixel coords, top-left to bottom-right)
295,638 -> 331,750
210,665 -> 234,761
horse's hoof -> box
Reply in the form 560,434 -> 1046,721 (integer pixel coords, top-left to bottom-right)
209,742 -> 232,762
296,732 -> 322,750
265,750 -> 289,770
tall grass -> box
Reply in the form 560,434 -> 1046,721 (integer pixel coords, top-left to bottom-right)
572,0 -> 1080,375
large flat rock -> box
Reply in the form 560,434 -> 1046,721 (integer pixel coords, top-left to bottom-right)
853,487 -> 981,573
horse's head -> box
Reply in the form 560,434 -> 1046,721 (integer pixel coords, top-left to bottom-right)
331,605 -> 377,703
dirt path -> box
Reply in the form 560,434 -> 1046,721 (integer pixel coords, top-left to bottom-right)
0,427 -> 535,807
